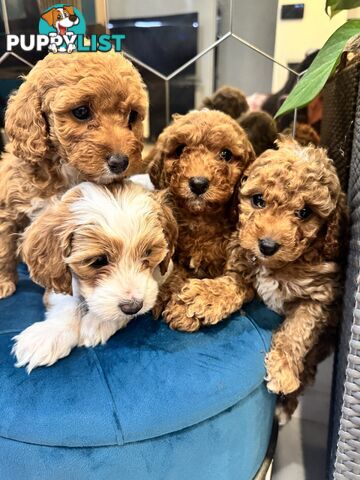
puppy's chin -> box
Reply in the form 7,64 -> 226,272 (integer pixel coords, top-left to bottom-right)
177,195 -> 225,215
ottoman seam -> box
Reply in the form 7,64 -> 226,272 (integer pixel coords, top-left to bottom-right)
243,313 -> 269,352
0,330 -> 23,335
88,349 -> 125,446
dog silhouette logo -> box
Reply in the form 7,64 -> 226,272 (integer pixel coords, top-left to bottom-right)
39,3 -> 86,53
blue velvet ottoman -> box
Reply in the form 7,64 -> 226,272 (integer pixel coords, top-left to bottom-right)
0,265 -> 282,480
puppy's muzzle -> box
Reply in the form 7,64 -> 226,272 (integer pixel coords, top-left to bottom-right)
259,238 -> 280,256
69,14 -> 78,22
189,176 -> 209,195
107,153 -> 129,174
119,299 -> 143,315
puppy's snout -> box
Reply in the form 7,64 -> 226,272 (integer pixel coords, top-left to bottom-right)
119,299 -> 143,315
259,238 -> 280,256
69,14 -> 78,22
189,176 -> 209,195
107,153 -> 129,174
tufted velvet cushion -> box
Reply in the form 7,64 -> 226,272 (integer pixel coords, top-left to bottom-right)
0,265 -> 282,479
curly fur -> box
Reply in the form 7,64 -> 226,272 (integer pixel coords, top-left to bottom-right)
238,111 -> 278,156
13,181 -> 177,371
169,138 -> 347,419
200,86 -> 249,119
282,122 -> 320,147
0,51 -> 148,298
145,110 -> 255,328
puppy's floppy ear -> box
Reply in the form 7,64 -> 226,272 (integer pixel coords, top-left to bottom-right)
323,192 -> 348,261
152,190 -> 178,275
147,146 -> 167,189
63,5 -> 75,16
41,8 -> 56,26
5,73 -> 49,163
20,192 -> 78,294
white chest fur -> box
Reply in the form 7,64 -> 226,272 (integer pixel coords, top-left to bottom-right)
254,266 -> 285,314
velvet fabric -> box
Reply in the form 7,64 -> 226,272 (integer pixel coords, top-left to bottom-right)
0,265 -> 282,479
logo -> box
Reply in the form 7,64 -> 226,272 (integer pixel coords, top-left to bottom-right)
6,4 -> 125,54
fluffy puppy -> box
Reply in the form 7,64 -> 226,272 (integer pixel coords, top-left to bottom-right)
12,181 -> 177,372
146,109 -> 255,330
238,111 -> 278,156
0,51 -> 148,299
200,86 -> 249,119
177,138 -> 347,419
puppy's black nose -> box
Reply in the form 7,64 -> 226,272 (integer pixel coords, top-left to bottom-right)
69,14 -> 78,22
107,154 -> 129,174
189,176 -> 210,195
259,238 -> 280,256
119,299 -> 143,315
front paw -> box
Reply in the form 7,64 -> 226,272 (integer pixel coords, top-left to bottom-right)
163,297 -> 201,332
178,279 -> 226,326
265,350 -> 301,394
67,44 -> 76,53
79,317 -> 122,347
0,280 -> 16,299
12,321 -> 78,372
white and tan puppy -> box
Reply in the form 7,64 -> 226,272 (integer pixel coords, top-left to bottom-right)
12,181 -> 177,372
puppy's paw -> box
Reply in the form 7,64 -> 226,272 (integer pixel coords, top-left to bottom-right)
0,280 -> 16,299
12,321 -> 78,372
265,350 -> 301,394
67,44 -> 76,53
178,279 -> 228,326
163,298 -> 201,332
48,44 -> 58,54
79,317 -> 122,348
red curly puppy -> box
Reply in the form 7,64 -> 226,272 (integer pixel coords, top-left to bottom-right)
0,52 -> 148,298
146,110 -> 255,329
175,138 -> 347,419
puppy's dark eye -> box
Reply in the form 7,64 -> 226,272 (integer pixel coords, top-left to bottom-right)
144,248 -> 152,257
296,206 -> 312,220
90,255 -> 109,268
128,110 -> 138,127
219,149 -> 233,161
72,105 -> 91,121
251,194 -> 266,209
173,144 -> 185,159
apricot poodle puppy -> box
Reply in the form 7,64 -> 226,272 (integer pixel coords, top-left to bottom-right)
175,138 -> 347,416
146,110 -> 255,330
0,51 -> 148,298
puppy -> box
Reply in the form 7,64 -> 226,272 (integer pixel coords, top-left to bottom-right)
282,122 -> 320,147
12,181 -> 177,372
238,111 -> 278,157
0,52 -> 148,299
146,109 -> 255,330
177,138 -> 347,419
200,86 -> 249,119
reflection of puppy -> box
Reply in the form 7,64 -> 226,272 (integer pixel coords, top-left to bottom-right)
146,110 -> 255,331
177,138 -> 347,421
12,181 -> 177,372
0,52 -> 147,299
238,111 -> 278,157
200,86 -> 249,119
282,122 -> 320,147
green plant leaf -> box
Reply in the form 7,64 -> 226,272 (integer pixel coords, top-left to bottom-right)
326,0 -> 360,18
275,20 -> 360,119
